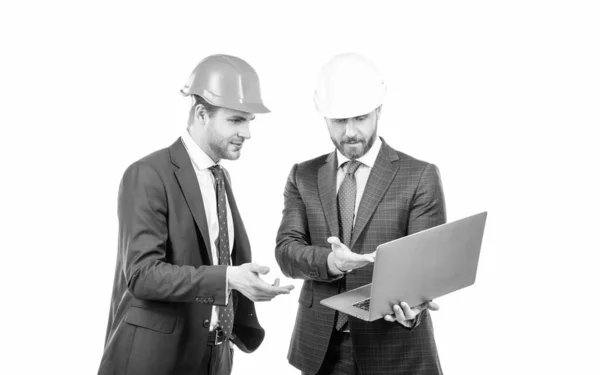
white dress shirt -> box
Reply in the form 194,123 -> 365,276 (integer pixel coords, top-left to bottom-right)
181,130 -> 234,331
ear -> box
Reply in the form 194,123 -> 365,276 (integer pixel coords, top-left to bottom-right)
194,104 -> 208,126
375,105 -> 382,121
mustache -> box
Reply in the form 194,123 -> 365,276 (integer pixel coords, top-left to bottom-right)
341,137 -> 364,144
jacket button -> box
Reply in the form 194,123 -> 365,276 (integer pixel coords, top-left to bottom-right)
195,296 -> 200,302
203,319 -> 210,328
208,297 -> 214,303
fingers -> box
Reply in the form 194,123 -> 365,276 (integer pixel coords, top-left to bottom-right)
254,279 -> 293,297
327,236 -> 342,246
387,301 -> 436,325
393,304 -> 407,321
328,237 -> 345,253
272,278 -> 280,287
248,263 -> 270,275
400,302 -> 418,320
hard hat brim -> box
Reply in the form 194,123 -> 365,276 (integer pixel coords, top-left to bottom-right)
225,101 -> 271,114
181,89 -> 271,114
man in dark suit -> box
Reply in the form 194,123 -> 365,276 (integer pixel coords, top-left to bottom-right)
275,53 -> 446,375
99,54 -> 293,375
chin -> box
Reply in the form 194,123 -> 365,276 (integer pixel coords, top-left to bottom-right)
225,151 -> 241,161
343,145 -> 365,159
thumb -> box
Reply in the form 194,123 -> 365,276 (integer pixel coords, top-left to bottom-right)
249,263 -> 270,275
427,301 -> 440,311
363,254 -> 375,263
327,236 -> 343,249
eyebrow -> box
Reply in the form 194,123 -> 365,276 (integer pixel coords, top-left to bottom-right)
229,115 -> 255,121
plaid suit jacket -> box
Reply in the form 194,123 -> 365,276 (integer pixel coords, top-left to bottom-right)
275,138 -> 446,375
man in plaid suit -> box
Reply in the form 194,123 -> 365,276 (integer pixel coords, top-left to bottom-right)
275,53 -> 446,375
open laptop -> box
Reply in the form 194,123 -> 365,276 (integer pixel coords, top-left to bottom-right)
320,211 -> 487,321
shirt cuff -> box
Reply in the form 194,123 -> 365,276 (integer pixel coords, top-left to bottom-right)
225,266 -> 230,305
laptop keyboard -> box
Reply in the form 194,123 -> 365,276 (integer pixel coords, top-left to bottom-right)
353,298 -> 371,311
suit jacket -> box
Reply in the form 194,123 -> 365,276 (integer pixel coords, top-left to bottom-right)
275,138 -> 446,375
98,138 -> 264,375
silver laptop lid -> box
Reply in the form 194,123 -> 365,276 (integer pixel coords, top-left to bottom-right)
368,211 -> 487,320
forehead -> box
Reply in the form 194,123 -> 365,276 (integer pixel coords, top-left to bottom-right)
217,107 -> 255,121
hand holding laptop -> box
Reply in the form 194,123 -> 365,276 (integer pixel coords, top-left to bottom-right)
320,212 -> 487,323
383,301 -> 440,328
327,237 -> 377,272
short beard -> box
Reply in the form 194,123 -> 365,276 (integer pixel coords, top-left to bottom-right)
206,124 -> 231,161
333,131 -> 377,160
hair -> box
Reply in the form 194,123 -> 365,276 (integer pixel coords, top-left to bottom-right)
187,94 -> 220,127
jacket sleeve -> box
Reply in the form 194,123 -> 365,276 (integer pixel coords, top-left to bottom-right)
275,164 -> 343,283
402,162 -> 447,330
407,163 -> 447,235
119,161 -> 227,305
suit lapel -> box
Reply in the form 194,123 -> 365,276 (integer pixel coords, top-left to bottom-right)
350,139 -> 400,249
169,138 -> 214,265
318,152 -> 339,238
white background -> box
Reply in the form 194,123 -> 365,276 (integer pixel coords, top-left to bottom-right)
1,1 -> 599,374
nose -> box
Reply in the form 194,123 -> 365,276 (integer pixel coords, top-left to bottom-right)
238,122 -> 251,140
344,119 -> 357,138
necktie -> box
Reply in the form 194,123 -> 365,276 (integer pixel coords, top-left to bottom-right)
335,160 -> 362,331
210,165 -> 234,338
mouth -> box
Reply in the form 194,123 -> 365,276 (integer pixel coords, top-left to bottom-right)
343,140 -> 362,145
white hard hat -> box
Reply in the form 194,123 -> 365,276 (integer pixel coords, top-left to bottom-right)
313,53 -> 386,119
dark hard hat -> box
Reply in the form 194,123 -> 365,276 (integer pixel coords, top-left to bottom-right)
181,54 -> 270,114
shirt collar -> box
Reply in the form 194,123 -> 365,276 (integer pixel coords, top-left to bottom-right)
336,136 -> 382,169
181,129 -> 220,170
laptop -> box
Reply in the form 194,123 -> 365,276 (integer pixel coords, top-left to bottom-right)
320,211 -> 487,321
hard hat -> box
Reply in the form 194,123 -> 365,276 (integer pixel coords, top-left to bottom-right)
181,54 -> 270,114
313,53 -> 386,119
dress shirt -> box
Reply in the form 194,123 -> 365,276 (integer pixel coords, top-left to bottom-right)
181,130 -> 234,331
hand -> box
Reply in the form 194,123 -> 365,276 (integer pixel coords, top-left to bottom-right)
327,237 -> 376,272
228,263 -> 294,302
384,301 -> 439,328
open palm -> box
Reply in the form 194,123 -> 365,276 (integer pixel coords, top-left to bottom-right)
327,236 -> 376,272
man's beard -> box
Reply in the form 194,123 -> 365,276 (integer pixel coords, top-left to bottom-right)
333,131 -> 377,160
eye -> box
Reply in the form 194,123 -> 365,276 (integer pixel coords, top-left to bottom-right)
355,115 -> 368,121
332,118 -> 348,125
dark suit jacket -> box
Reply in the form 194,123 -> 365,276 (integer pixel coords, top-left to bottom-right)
98,138 -> 264,375
275,138 -> 446,375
